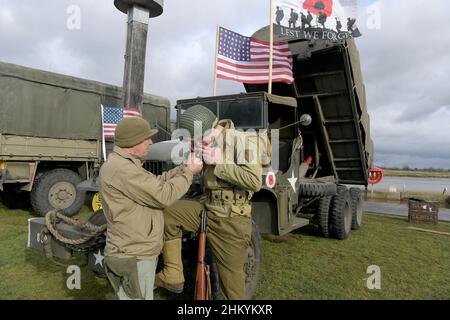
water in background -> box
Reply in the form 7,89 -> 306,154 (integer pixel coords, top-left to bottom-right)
368,176 -> 450,195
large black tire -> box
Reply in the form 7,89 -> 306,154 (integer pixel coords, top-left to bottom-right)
329,185 -> 352,240
298,182 -> 337,197
208,220 -> 262,300
30,169 -> 85,217
350,188 -> 363,230
317,196 -> 332,238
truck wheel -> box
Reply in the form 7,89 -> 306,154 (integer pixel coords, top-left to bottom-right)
207,220 -> 262,300
350,188 -> 363,230
298,182 -> 337,197
317,196 -> 332,238
30,169 -> 86,217
329,185 -> 352,240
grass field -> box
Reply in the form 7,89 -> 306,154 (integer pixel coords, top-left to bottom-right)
1,203 -> 450,300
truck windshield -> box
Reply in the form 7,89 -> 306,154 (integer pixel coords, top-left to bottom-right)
179,97 -> 263,129
218,98 -> 263,128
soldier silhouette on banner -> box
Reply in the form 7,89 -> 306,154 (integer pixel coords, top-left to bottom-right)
351,26 -> 362,37
289,8 -> 299,28
336,18 -> 342,32
301,12 -> 308,29
275,6 -> 284,26
318,11 -> 327,28
347,17 -> 361,37
306,11 -> 313,28
347,17 -> 356,31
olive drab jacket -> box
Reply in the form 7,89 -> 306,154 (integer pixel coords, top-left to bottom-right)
203,120 -> 263,218
100,146 -> 193,260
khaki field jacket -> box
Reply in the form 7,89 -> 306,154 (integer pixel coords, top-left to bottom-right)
100,147 -> 193,260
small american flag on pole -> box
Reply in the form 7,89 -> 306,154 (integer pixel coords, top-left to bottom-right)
101,105 -> 142,139
216,27 -> 293,84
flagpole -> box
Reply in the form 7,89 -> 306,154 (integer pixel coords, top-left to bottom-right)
213,25 -> 220,96
268,0 -> 274,94
100,104 -> 107,162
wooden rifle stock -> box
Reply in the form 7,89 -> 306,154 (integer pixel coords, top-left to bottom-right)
194,209 -> 210,300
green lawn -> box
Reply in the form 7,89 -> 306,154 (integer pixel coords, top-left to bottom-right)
257,215 -> 450,300
1,203 -> 450,300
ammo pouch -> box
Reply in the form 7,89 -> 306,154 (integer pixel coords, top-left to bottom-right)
206,189 -> 253,218
104,256 -> 142,299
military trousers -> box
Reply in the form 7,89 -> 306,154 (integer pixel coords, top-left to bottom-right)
164,200 -> 252,300
121,258 -> 158,300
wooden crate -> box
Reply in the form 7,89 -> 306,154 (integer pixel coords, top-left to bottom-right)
408,199 -> 439,225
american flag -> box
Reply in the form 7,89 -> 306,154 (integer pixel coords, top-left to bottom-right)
102,105 -> 142,139
217,27 -> 293,84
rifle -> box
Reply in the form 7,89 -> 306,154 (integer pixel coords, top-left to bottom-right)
194,209 -> 211,300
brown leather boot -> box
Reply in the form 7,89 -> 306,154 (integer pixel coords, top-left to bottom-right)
154,238 -> 185,294
154,272 -> 184,294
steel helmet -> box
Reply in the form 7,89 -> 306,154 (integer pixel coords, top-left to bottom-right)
179,105 -> 217,139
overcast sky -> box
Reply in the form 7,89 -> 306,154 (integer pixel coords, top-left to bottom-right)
0,0 -> 449,169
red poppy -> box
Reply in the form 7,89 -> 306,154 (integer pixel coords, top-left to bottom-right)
303,0 -> 333,17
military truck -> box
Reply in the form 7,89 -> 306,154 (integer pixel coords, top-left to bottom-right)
27,33 -> 374,299
145,35 -> 374,298
243,29 -> 373,240
0,61 -> 171,216
157,37 -> 373,240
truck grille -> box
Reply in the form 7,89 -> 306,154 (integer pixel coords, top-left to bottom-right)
144,161 -> 164,175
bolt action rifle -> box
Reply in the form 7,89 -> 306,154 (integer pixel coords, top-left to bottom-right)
194,209 -> 211,300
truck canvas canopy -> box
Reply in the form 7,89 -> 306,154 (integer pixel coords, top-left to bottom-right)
0,61 -> 170,141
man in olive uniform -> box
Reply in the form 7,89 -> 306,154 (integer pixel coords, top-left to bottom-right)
100,117 -> 202,300
154,105 -> 262,300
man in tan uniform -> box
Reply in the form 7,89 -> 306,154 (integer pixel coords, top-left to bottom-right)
100,117 -> 202,300
155,105 -> 262,300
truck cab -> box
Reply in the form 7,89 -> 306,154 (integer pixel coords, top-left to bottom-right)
174,90 -> 353,238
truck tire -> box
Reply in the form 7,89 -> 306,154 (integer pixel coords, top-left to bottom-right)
329,185 -> 352,240
30,169 -> 85,217
298,182 -> 337,197
317,196 -> 332,238
350,188 -> 363,230
208,220 -> 262,300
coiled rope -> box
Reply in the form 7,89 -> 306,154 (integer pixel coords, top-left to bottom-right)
45,210 -> 107,246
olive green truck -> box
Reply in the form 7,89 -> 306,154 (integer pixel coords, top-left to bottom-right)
0,61 -> 170,216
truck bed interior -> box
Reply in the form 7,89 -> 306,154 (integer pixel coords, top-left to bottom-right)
246,40 -> 371,186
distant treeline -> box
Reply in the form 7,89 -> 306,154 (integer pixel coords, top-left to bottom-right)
382,166 -> 450,172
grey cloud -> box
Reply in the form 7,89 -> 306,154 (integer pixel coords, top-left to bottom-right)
356,0 -> 450,168
358,0 -> 450,121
